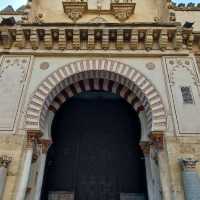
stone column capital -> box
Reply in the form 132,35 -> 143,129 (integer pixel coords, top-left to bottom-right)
39,138 -> 52,154
139,141 -> 150,156
0,155 -> 12,168
149,131 -> 164,150
181,158 -> 199,171
26,131 -> 41,149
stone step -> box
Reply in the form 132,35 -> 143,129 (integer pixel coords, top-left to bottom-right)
120,193 -> 146,200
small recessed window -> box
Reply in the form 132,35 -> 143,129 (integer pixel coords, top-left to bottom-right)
181,86 -> 194,104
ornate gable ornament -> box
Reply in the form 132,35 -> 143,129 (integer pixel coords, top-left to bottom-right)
62,0 -> 88,22
111,0 -> 136,22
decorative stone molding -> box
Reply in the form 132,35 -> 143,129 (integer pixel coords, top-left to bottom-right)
73,29 -> 81,49
173,28 -> 183,50
49,79 -> 144,114
15,29 -> 26,49
88,29 -> 95,50
130,29 -> 138,50
181,158 -> 199,171
25,59 -> 167,134
30,29 -> 39,50
1,30 -> 12,49
44,29 -> 53,49
159,29 -> 168,51
0,25 -> 194,51
149,132 -> 164,150
116,29 -> 124,49
144,29 -> 153,51
102,29 -> 109,49
168,1 -> 200,11
140,142 -> 150,156
111,1 -> 136,22
62,0 -> 88,22
0,155 -> 12,168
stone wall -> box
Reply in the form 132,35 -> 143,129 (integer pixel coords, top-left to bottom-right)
165,136 -> 200,200
0,134 -> 25,200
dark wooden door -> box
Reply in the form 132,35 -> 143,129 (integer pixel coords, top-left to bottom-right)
41,92 -> 147,200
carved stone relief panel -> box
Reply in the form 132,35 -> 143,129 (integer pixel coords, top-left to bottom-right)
164,57 -> 200,134
0,56 -> 31,131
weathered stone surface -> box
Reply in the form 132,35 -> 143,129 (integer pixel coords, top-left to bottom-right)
0,56 -> 31,131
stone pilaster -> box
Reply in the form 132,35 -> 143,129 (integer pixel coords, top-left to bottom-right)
180,158 -> 200,200
16,132 -> 40,200
140,141 -> 153,200
149,132 -> 172,200
0,155 -> 12,199
33,138 -> 52,200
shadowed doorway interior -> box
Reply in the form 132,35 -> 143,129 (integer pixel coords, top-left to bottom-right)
41,91 -> 147,200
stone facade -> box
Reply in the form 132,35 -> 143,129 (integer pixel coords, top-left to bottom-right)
0,0 -> 200,200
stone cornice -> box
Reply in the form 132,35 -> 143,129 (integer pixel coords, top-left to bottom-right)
0,23 -> 196,52
168,3 -> 200,11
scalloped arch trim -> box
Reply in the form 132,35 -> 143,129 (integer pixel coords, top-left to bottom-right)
26,59 -> 167,133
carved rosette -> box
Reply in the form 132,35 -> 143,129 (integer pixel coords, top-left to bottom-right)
0,155 -> 12,168
181,158 -> 199,171
111,2 -> 136,22
62,1 -> 88,22
149,132 -> 164,150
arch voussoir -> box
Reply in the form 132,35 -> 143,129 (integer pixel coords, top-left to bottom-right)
25,59 -> 167,134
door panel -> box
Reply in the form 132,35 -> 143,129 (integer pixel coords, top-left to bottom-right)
41,92 -> 147,200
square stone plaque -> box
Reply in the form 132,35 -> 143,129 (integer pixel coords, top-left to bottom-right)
48,191 -> 74,200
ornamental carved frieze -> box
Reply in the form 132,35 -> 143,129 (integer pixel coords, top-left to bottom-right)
111,1 -> 136,22
62,0 -> 88,22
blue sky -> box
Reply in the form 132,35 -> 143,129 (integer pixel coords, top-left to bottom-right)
0,0 -> 200,10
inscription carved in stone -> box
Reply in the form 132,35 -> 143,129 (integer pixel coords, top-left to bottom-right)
0,56 -> 31,131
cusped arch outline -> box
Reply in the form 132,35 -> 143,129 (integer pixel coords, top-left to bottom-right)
25,59 -> 167,134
